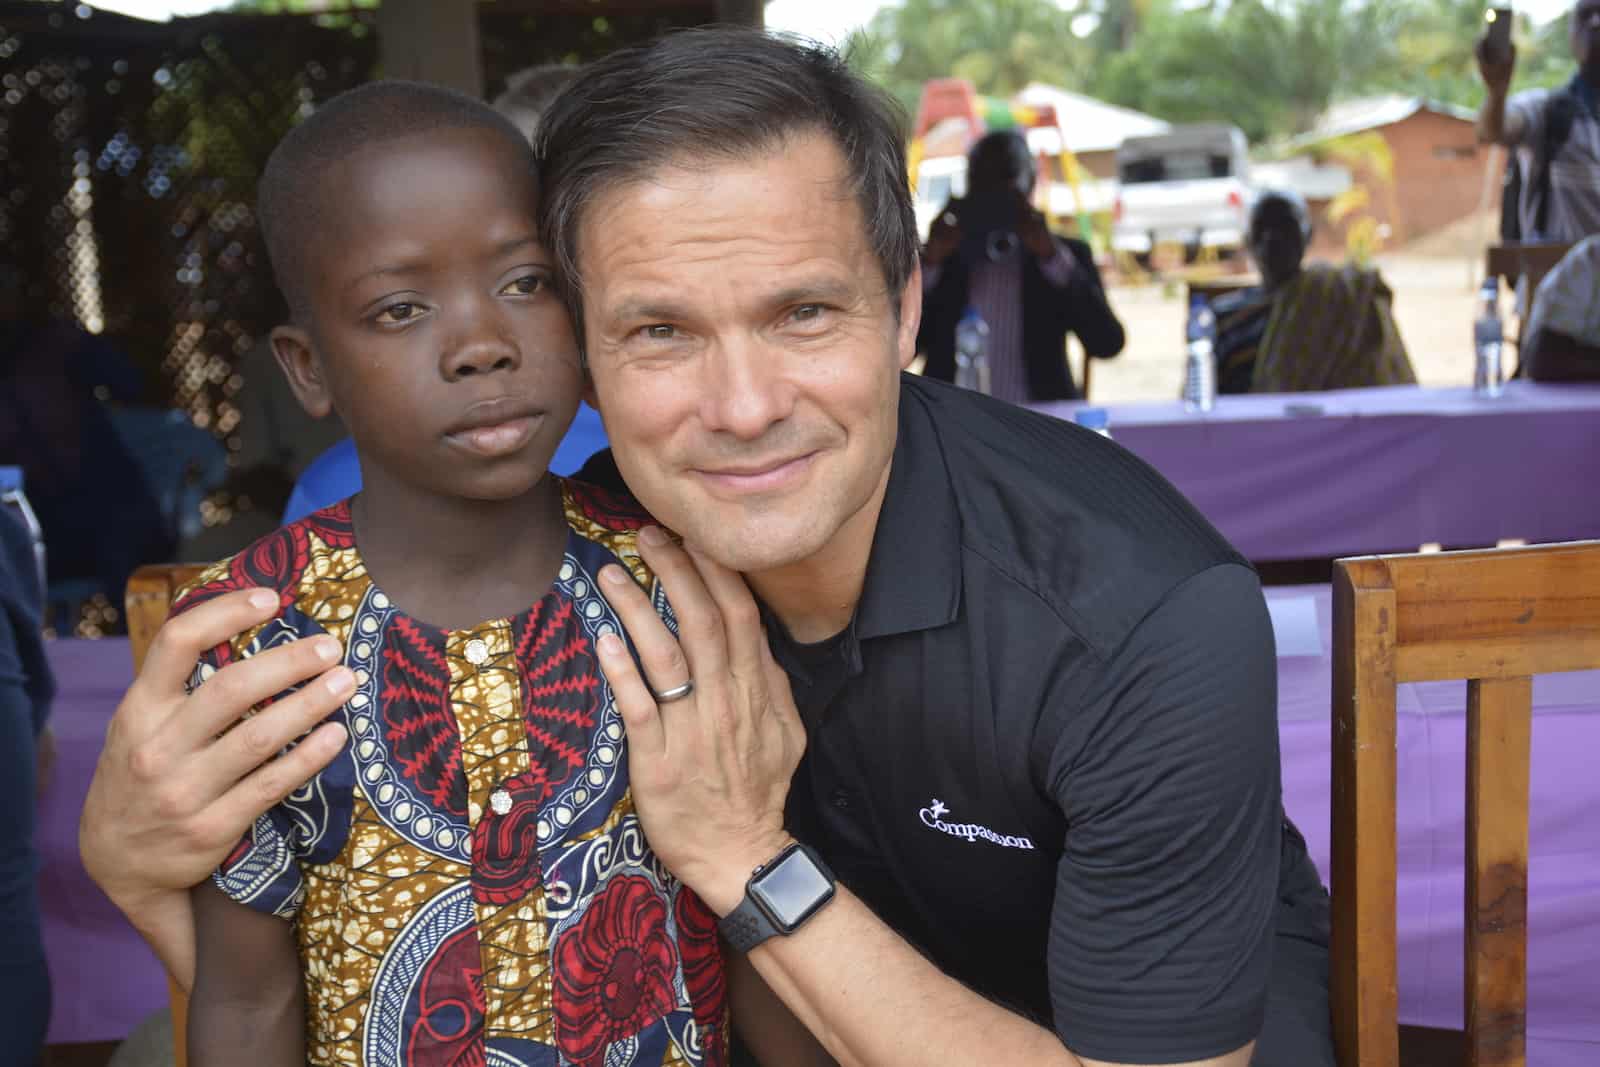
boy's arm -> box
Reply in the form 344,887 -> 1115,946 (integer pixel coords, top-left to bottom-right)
188,880 -> 305,1067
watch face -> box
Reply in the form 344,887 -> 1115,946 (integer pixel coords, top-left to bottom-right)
751,848 -> 835,930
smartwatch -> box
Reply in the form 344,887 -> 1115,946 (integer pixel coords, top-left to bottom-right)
718,842 -> 837,953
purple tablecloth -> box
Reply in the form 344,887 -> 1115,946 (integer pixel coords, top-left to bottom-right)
1031,382 -> 1600,562
37,638 -> 167,1046
40,619 -> 1600,1056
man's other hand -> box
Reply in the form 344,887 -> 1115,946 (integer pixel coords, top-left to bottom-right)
924,207 -> 961,267
1476,31 -> 1517,95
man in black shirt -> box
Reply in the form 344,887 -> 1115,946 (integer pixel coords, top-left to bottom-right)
538,30 -> 1333,1067
81,29 -> 1332,1067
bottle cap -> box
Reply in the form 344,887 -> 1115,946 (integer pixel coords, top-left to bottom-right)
1074,407 -> 1109,432
0,466 -> 22,493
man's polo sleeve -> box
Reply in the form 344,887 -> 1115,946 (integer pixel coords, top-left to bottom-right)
1042,563 -> 1280,1064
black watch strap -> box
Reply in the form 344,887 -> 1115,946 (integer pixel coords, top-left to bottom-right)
717,842 -> 835,953
719,893 -> 781,954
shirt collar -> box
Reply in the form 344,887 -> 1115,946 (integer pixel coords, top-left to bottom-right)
853,376 -> 964,642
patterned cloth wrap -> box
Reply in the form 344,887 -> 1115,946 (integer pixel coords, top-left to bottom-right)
175,478 -> 729,1067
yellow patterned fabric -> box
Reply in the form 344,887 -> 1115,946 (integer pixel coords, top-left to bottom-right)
177,479 -> 728,1066
1251,263 -> 1417,393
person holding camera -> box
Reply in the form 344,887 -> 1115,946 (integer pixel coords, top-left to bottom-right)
918,131 -> 1124,403
1477,1 -> 1600,243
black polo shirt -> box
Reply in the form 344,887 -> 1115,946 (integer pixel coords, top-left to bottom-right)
766,374 -> 1289,1064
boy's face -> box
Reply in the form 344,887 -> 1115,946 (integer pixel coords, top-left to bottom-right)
273,127 -> 580,505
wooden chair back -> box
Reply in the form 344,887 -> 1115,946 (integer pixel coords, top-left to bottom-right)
1485,242 -> 1572,301
1330,541 -> 1600,1067
125,562 -> 211,1067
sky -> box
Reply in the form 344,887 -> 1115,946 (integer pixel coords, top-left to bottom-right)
85,0 -> 1582,42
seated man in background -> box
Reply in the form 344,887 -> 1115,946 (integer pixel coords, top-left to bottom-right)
1522,234 -> 1600,381
1213,188 -> 1416,394
918,131 -> 1124,402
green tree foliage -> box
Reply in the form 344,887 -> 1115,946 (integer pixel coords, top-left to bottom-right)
847,0 -> 1582,143
1091,0 -> 1409,143
843,0 -> 1090,118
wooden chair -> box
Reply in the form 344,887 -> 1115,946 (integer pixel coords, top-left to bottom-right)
125,562 -> 211,1067
1485,242 -> 1573,302
1331,541 -> 1600,1067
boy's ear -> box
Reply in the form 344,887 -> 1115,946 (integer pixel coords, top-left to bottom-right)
270,325 -> 334,419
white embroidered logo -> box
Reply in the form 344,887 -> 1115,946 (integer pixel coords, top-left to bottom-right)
918,798 -> 1035,850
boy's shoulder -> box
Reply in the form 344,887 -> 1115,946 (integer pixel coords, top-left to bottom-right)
171,499 -> 359,638
560,475 -> 654,534
558,476 -> 663,588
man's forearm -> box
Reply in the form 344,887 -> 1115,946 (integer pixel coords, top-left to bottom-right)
742,883 -> 1079,1067
113,885 -> 198,993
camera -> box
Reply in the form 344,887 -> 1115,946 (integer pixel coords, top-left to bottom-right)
952,192 -> 1024,264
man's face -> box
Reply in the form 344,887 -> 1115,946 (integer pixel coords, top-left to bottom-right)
577,131 -> 919,577
284,128 -> 581,505
1573,0 -> 1600,69
1248,199 -> 1308,289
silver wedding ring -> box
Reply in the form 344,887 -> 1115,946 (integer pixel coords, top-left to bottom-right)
651,678 -> 696,703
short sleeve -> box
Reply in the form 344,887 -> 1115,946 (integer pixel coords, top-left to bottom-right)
1043,564 -> 1281,1063
1505,88 -> 1549,148
182,605 -> 341,921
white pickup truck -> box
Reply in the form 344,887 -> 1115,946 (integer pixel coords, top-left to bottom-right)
1111,124 -> 1252,263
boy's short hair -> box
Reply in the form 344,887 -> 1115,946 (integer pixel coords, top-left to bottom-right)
258,80 -> 537,323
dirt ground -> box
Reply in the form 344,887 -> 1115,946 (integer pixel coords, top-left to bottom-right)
1087,247 -> 1493,405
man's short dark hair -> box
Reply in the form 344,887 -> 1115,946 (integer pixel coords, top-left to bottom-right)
258,80 -> 536,323
1249,187 -> 1312,237
492,63 -> 581,142
536,28 -> 918,342
967,130 -> 1033,195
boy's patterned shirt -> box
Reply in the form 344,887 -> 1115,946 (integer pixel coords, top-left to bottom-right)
177,479 -> 727,1067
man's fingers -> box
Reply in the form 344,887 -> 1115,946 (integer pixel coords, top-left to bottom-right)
137,588 -> 280,707
209,721 -> 349,843
596,631 -> 666,759
636,528 -> 729,679
598,561 -> 694,700
172,634 -> 348,748
685,544 -> 766,681
197,666 -> 355,799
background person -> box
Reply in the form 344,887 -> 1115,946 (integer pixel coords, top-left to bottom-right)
917,130 -> 1124,402
1521,233 -> 1600,380
1212,188 -> 1415,394
1477,0 -> 1600,243
0,497 -> 54,1062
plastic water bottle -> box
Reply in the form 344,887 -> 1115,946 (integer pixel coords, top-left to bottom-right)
1474,277 -> 1505,398
954,308 -> 991,395
0,466 -> 47,599
1183,294 -> 1217,412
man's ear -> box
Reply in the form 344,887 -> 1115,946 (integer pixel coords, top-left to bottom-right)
581,370 -> 600,412
270,325 -> 334,419
895,264 -> 924,372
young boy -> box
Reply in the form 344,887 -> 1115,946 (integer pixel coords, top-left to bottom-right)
177,82 -> 727,1066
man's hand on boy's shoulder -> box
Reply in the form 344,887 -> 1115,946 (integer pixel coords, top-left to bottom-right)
593,527 -> 807,916
80,588 -> 353,938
